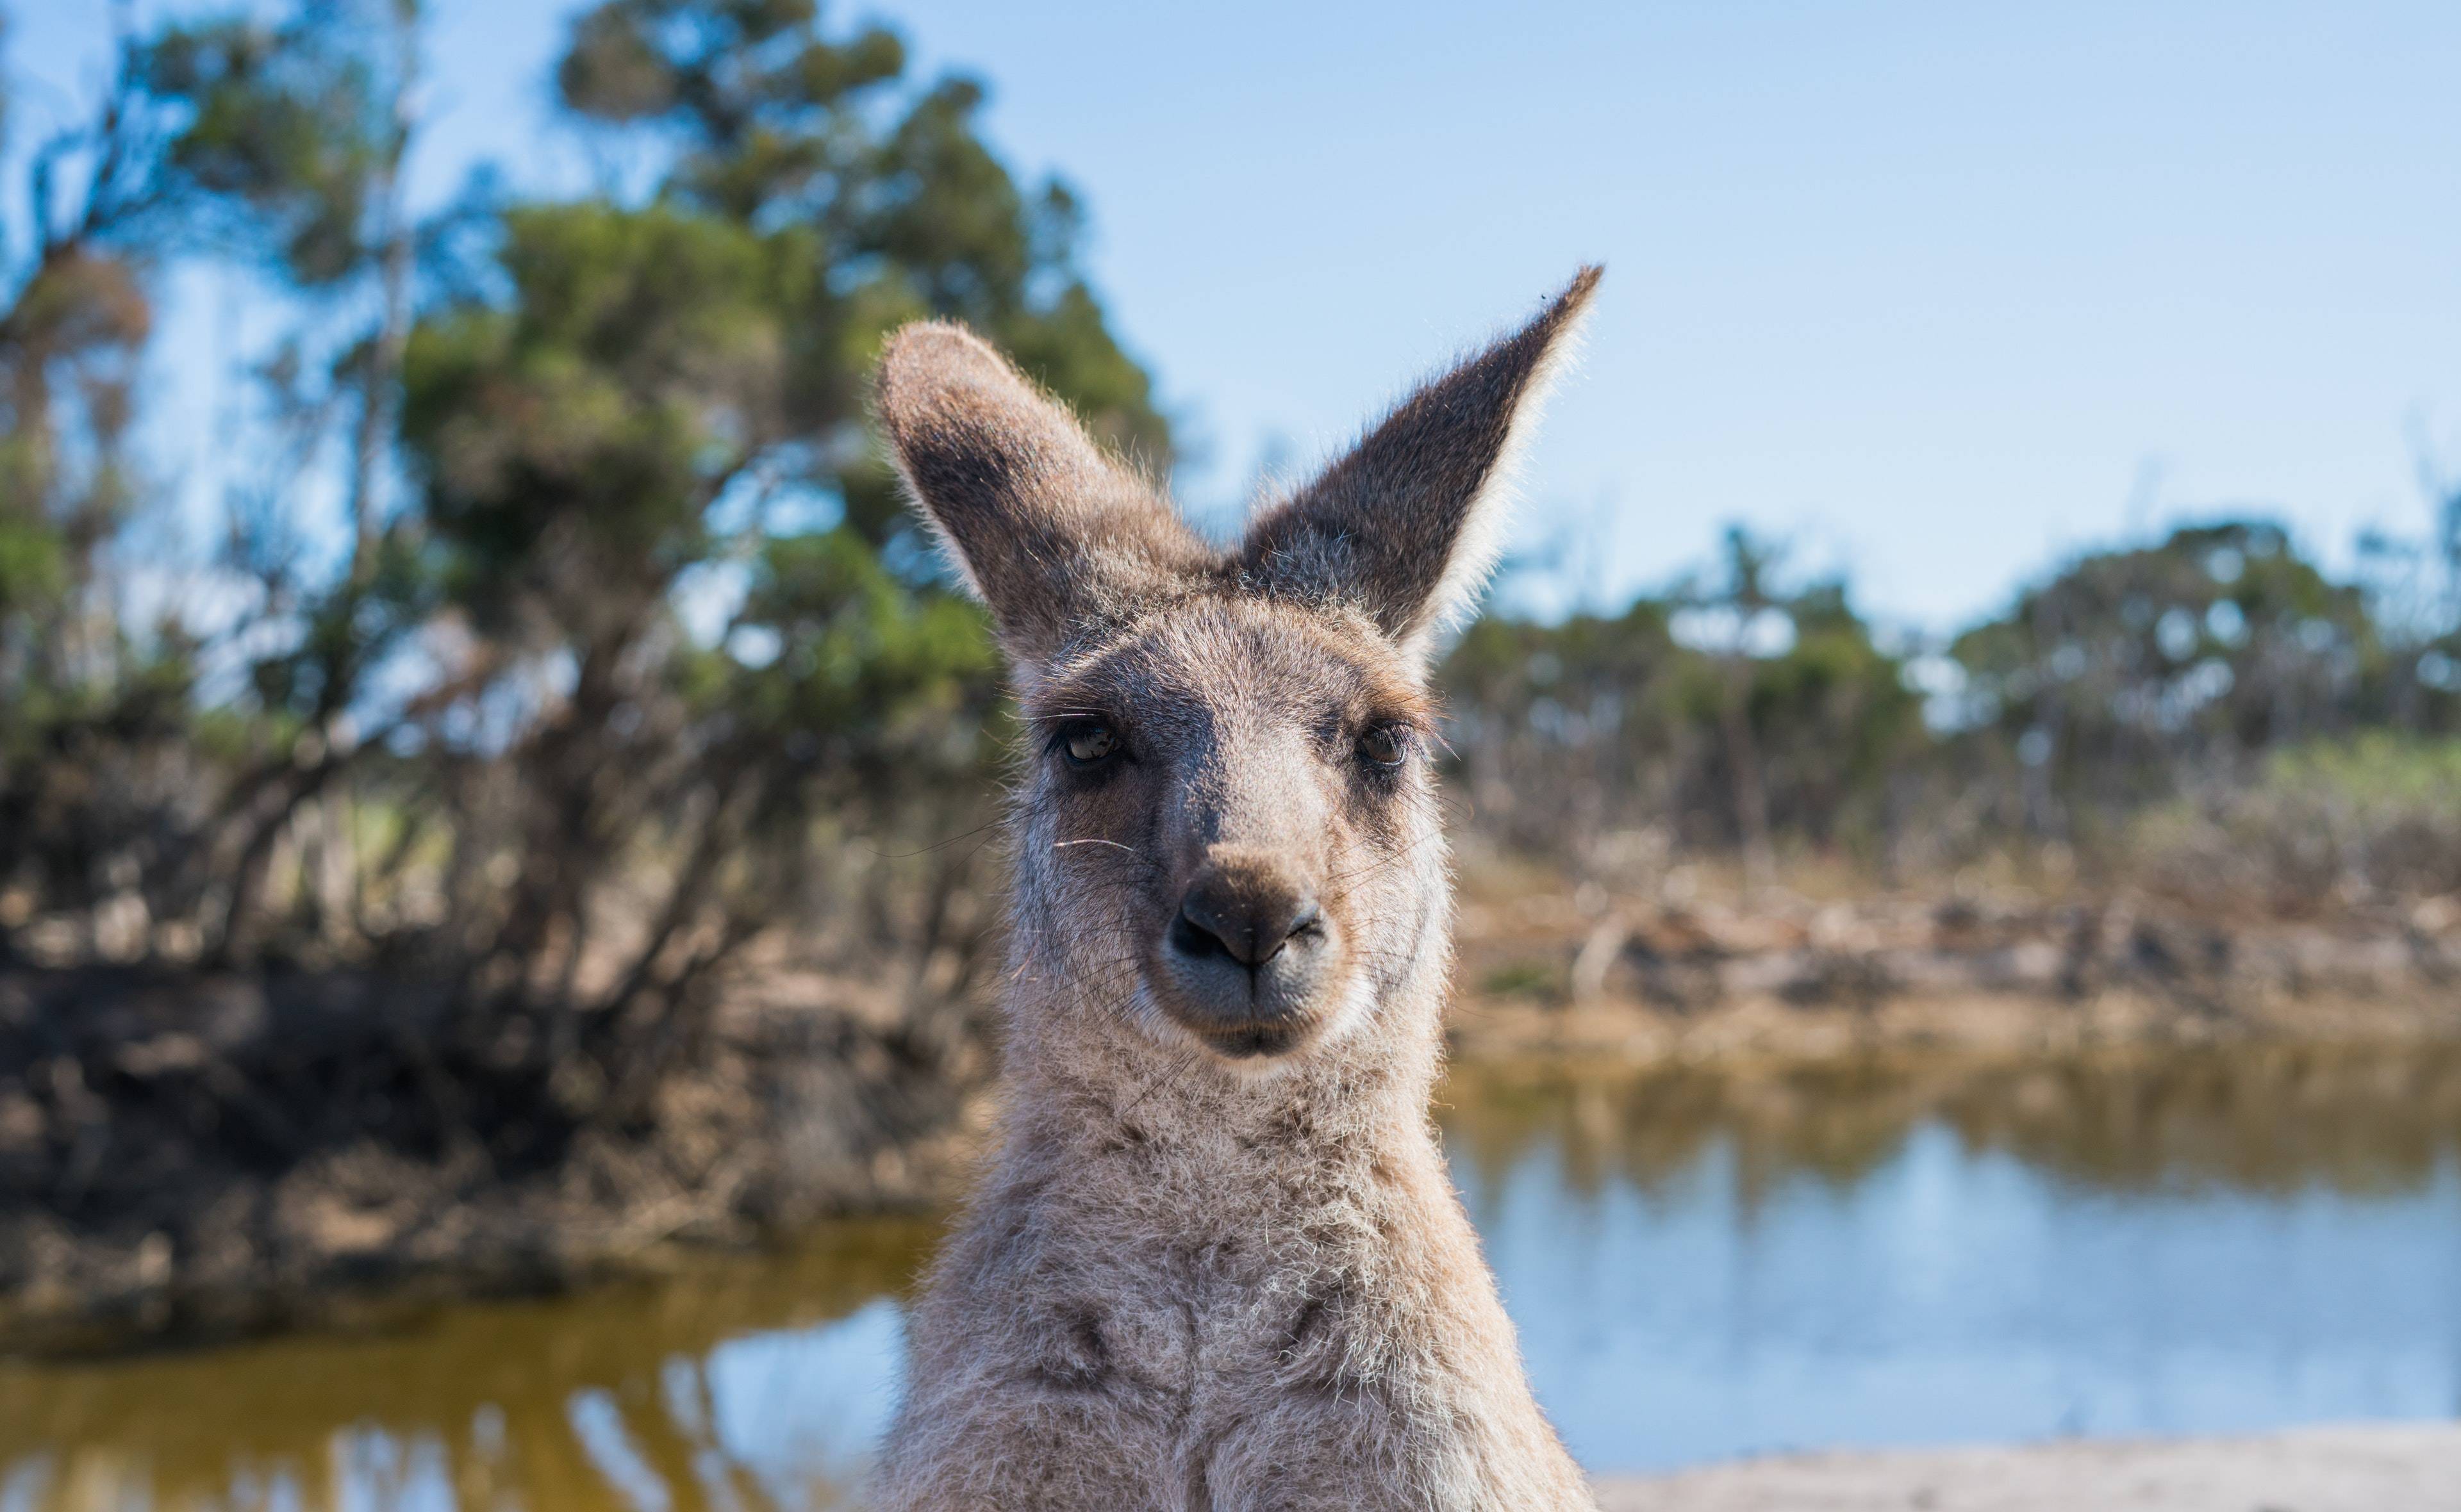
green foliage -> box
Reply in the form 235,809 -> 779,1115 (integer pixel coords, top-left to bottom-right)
1949,522 -> 2395,841
558,0 -> 906,217
554,0 -> 1166,473
730,527 -> 1000,732
144,3 -> 406,283
1442,540 -> 1923,867
1447,516 -> 2461,880
1480,960 -> 1564,1000
1730,585 -> 1925,834
403,202 -> 815,605
0,0 -> 1164,1069
2264,732 -> 2461,814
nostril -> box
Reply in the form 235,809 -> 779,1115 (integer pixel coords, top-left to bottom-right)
1245,898 -> 1320,964
1170,883 -> 1324,973
1170,907 -> 1232,962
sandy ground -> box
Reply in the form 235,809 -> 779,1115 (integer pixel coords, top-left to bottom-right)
1593,1424 -> 2461,1511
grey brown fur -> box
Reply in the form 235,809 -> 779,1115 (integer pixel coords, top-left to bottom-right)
872,270 -> 1603,1511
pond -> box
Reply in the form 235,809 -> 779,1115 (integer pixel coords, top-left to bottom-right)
8,1043 -> 2461,1509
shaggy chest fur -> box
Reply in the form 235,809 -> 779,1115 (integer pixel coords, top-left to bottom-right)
968,1075 -> 1450,1405
877,1043 -> 1596,1511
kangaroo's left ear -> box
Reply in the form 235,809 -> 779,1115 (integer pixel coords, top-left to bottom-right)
1238,266 -> 1601,662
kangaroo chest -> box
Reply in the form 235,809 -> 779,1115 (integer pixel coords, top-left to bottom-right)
983,1140 -> 1409,1426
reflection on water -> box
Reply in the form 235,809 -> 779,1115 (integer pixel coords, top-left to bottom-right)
1448,1049 -> 2461,1469
9,1044 -> 2461,1506
0,1224 -> 931,1512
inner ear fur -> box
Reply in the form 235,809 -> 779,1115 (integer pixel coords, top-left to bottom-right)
1239,267 -> 1601,658
873,321 -> 1210,670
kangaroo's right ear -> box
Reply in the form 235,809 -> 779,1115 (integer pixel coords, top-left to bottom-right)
874,322 -> 1207,677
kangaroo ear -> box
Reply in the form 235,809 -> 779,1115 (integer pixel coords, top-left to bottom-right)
1239,267 -> 1600,661
874,322 -> 1207,675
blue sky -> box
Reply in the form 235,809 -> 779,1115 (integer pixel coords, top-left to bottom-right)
12,0 -> 2460,629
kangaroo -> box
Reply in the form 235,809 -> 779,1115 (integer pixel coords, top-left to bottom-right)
870,269 -> 1603,1512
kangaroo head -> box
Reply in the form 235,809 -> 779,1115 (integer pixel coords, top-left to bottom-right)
875,270 -> 1598,1074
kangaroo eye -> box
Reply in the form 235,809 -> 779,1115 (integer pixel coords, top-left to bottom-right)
1059,720 -> 1118,768
1357,722 -> 1411,768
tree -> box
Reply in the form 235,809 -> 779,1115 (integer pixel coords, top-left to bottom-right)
136,0 -> 435,957
1438,526 -> 1920,876
0,8 -> 180,948
1949,521 -> 2384,840
1,0 -> 1172,1109
375,0 -> 1169,1096
0,9 -> 159,668
1675,527 -> 1786,883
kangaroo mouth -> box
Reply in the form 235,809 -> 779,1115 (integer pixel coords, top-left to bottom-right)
1147,976 -> 1329,1060
1186,1016 -> 1310,1060
1145,939 -> 1341,1062
1141,958 -> 1338,1067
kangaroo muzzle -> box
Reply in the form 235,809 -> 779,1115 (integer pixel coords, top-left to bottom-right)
1156,848 -> 1339,1056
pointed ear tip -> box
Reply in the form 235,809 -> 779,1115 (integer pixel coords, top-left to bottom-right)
874,320 -> 1009,423
877,318 -> 986,375
1555,264 -> 1605,316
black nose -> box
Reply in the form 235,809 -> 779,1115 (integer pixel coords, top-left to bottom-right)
1170,871 -> 1322,969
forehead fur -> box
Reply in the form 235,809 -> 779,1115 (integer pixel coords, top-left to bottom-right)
1027,593 -> 1436,734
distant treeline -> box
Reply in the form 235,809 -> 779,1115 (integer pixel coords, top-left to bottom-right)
1447,514 -> 2461,900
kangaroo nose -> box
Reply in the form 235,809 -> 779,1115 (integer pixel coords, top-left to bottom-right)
1171,868 -> 1322,969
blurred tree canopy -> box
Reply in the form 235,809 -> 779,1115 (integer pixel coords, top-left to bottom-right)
0,0 -> 1161,1119
1949,522 -> 2386,837
1439,529 -> 1926,874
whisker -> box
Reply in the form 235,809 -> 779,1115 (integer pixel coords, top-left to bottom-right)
1322,828 -> 1447,890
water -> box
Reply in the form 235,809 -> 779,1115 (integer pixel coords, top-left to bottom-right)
9,1044 -> 2461,1509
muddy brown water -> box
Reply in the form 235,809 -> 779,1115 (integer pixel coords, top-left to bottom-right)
8,1042 -> 2461,1509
